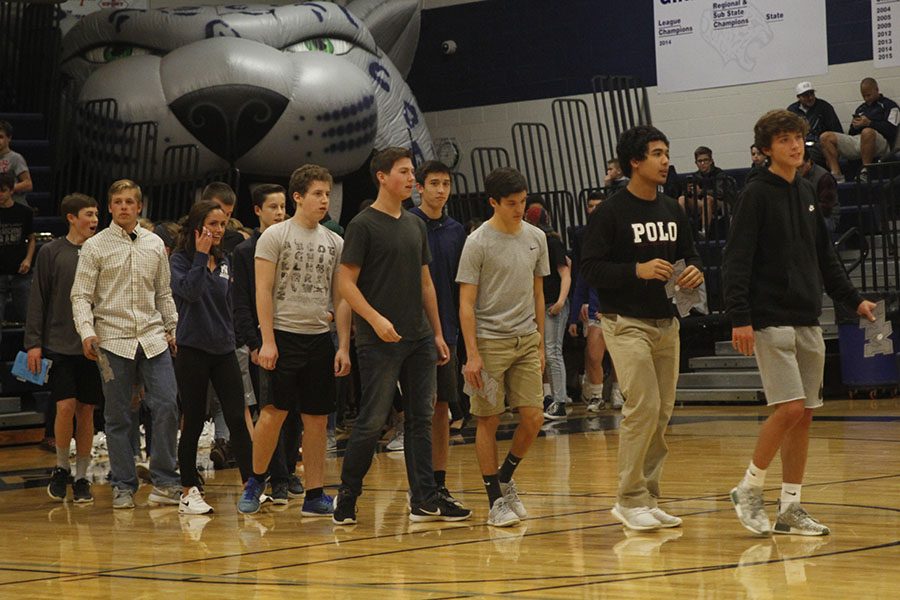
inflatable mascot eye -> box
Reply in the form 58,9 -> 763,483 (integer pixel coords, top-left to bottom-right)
83,44 -> 154,64
283,37 -> 353,56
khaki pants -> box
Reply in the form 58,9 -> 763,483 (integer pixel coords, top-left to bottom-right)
601,315 -> 680,508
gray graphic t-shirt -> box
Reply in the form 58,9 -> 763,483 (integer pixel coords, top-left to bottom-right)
255,219 -> 343,335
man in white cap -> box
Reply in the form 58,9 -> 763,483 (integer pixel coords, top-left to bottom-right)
787,81 -> 843,167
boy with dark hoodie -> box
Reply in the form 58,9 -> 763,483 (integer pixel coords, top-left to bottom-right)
725,110 -> 876,536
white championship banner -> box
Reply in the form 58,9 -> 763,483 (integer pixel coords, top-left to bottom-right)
874,0 -> 900,68
654,0 -> 827,94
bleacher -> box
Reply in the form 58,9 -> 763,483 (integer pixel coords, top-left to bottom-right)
0,111 -> 58,444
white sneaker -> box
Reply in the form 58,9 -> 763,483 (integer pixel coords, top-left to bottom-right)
649,507 -> 683,527
386,430 -> 404,452
179,486 -> 214,515
499,479 -> 527,518
487,497 -> 521,527
611,504 -> 662,531
611,384 -> 625,409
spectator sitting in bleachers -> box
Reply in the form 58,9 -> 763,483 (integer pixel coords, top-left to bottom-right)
820,78 -> 900,183
745,144 -> 768,186
603,159 -> 629,192
0,120 -> 33,204
799,147 -> 839,239
787,81 -> 843,167
688,146 -> 738,208
0,172 -> 35,333
678,180 -> 729,242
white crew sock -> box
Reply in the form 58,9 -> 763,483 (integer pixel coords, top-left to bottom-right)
742,461 -> 767,489
780,483 -> 802,512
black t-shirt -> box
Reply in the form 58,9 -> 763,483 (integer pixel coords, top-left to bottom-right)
0,202 -> 33,274
542,233 -> 567,304
341,207 -> 433,346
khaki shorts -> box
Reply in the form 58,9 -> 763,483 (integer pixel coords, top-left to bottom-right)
470,331 -> 543,416
754,326 -> 825,409
834,131 -> 891,160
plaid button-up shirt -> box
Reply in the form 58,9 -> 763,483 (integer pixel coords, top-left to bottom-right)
71,222 -> 178,359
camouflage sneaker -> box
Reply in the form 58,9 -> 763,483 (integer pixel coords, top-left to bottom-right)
773,502 -> 830,536
730,484 -> 771,535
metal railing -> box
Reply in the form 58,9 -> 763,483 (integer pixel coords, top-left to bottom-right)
52,94 -> 236,224
552,98 -> 602,198
512,122 -> 558,194
591,75 -> 652,167
0,1 -> 60,115
469,146 -> 510,193
847,162 -> 900,292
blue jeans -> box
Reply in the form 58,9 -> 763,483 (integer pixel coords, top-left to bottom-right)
339,337 -> 437,505
101,348 -> 180,492
545,300 -> 569,404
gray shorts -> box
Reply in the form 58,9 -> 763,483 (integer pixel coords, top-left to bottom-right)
834,131 -> 891,160
754,326 -> 825,408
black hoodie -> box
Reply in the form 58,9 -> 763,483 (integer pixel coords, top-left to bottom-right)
723,169 -> 863,329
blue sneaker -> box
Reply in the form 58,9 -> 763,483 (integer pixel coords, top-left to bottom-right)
301,493 -> 335,517
238,477 -> 265,515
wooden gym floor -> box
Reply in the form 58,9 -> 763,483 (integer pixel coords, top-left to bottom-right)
0,399 -> 898,599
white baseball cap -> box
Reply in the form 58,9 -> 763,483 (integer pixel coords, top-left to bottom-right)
795,81 -> 815,96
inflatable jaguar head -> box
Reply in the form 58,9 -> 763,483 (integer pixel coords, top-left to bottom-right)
60,1 -> 432,218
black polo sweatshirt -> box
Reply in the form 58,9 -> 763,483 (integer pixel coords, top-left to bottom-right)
580,188 -> 702,319
723,169 -> 863,329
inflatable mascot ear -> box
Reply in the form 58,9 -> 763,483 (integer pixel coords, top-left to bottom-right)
59,1 -> 433,220
344,0 -> 422,77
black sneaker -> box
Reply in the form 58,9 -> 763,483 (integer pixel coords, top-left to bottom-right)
332,489 -> 357,525
47,467 -> 70,501
543,401 -> 567,420
209,438 -> 228,470
271,480 -> 289,505
409,496 -> 472,522
287,474 -> 304,498
437,486 -> 465,508
542,395 -> 553,411
72,478 -> 94,503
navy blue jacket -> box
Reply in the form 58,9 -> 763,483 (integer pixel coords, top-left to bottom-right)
410,207 -> 466,347
232,229 -> 261,350
170,250 -> 236,355
850,94 -> 900,143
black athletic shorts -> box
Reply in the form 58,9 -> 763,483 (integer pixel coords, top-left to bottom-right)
263,330 -> 336,415
435,344 -> 458,405
45,351 -> 102,405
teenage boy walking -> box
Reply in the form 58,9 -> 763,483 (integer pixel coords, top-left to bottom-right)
25,193 -> 101,503
238,166 -> 350,516
580,125 -> 704,531
410,160 -> 469,507
71,179 -> 181,509
457,167 -> 549,527
333,147 -> 471,524
725,110 -> 876,536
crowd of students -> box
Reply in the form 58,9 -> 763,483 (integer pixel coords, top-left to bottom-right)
20,109 -> 877,535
